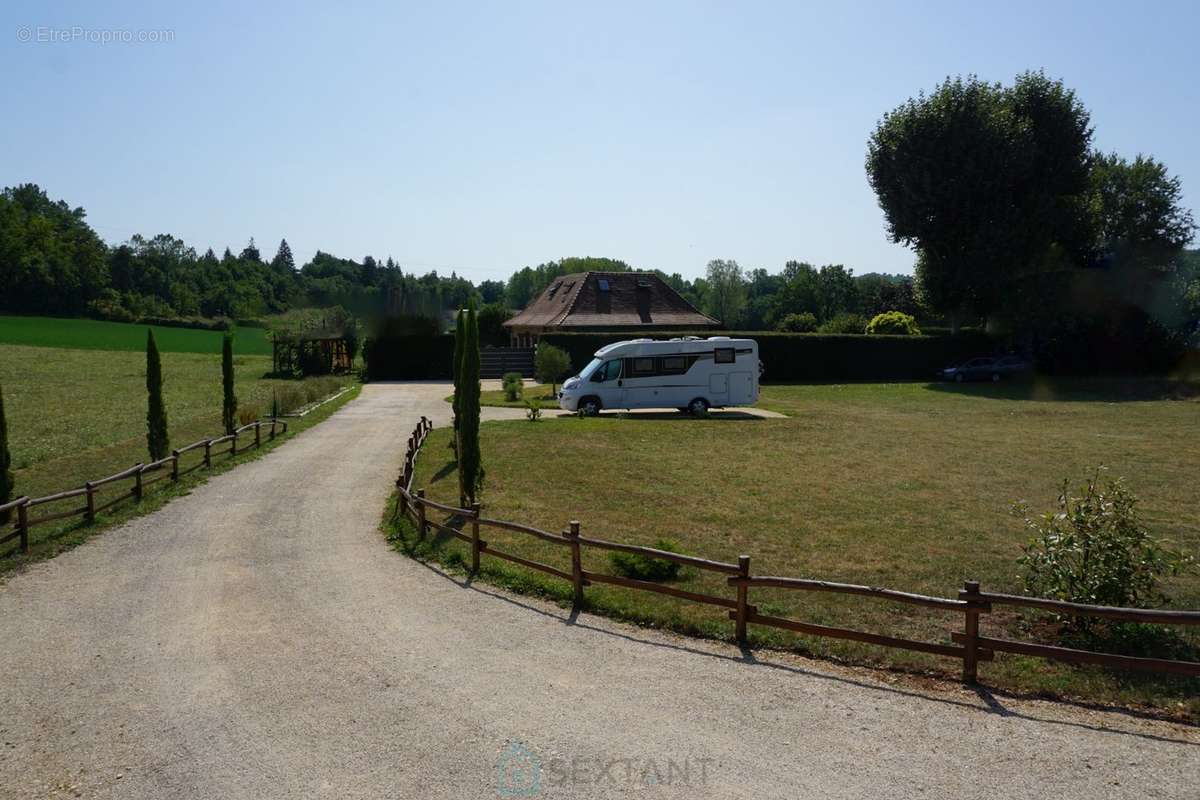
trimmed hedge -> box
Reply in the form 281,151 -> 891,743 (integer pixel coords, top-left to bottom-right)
364,334 -> 456,380
540,331 -> 998,383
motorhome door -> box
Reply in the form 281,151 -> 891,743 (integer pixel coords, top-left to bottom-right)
587,357 -> 625,409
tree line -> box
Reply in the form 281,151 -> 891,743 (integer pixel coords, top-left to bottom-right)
0,184 -> 477,323
0,184 -> 925,335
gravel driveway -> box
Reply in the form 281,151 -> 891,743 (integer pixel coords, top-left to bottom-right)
0,382 -> 1195,799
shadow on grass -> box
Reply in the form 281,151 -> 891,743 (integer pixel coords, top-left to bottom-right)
922,376 -> 1197,403
431,459 -> 458,483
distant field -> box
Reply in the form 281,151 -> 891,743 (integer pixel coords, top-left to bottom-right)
407,379 -> 1200,714
0,343 -> 351,503
0,315 -> 272,355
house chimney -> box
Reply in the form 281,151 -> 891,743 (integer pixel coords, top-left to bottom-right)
636,279 -> 652,322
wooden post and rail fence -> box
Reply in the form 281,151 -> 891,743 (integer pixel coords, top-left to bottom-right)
393,417 -> 1200,685
0,418 -> 288,556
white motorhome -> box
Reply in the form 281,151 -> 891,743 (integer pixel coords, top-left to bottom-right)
557,337 -> 760,416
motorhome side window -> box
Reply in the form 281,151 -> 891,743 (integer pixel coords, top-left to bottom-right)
660,355 -> 688,374
714,347 -> 735,364
631,357 -> 656,376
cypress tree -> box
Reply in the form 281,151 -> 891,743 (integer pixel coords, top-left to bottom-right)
222,332 -> 237,435
450,308 -> 465,493
458,301 -> 484,504
0,383 -> 12,525
145,330 -> 170,460
451,307 -> 465,430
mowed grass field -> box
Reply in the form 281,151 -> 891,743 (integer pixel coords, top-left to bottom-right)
405,379 -> 1200,713
0,315 -> 272,355
1,317 -> 354,565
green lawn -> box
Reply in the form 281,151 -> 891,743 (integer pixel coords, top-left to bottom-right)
1,343 -> 354,566
401,378 -> 1200,716
0,315 -> 272,355
473,383 -> 559,409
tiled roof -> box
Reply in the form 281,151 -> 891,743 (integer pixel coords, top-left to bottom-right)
504,272 -> 718,329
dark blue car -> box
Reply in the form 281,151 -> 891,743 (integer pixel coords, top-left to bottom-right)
940,356 -> 1032,383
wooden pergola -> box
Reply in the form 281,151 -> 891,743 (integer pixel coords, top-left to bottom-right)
271,332 -> 352,376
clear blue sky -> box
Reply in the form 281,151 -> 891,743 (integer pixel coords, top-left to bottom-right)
3,1 -> 1198,281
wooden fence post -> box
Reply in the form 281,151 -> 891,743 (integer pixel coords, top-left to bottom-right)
416,489 -> 427,539
171,450 -> 180,481
735,555 -> 751,644
231,431 -> 238,457
470,502 -> 482,574
134,466 -> 144,500
85,481 -> 96,522
254,422 -> 261,449
269,419 -> 276,440
960,580 -> 982,684
204,439 -> 212,469
17,500 -> 29,553
567,520 -> 584,608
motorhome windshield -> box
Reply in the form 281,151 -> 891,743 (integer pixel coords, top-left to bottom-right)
580,357 -> 603,378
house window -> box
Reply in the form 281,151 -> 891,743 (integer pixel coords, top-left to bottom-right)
660,356 -> 688,374
598,279 -> 610,292
714,347 -> 735,364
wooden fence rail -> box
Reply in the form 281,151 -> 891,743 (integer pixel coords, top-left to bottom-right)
392,419 -> 1200,685
1,419 -> 289,556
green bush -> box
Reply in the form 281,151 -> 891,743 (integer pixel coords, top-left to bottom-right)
817,313 -> 868,334
775,312 -> 818,332
1014,470 -> 1195,630
525,397 -> 542,421
866,311 -> 921,336
609,539 -> 683,582
502,371 -> 523,401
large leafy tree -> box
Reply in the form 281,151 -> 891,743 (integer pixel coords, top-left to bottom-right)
866,72 -> 1093,329
0,184 -> 109,314
1087,153 -> 1195,272
704,259 -> 748,327
814,264 -> 857,323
